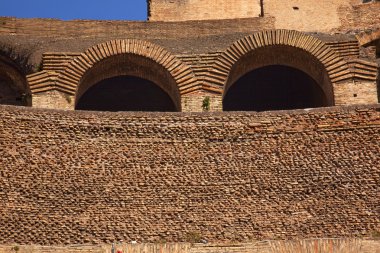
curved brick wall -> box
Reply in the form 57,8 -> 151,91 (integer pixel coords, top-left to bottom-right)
0,105 -> 379,245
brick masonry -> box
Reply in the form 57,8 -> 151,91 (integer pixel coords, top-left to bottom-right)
148,0 -> 380,34
148,0 -> 262,22
21,31 -> 379,110
0,16 -> 378,112
0,105 -> 379,245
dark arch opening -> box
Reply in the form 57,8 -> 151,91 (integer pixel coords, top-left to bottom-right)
75,53 -> 181,112
0,75 -> 25,105
223,65 -> 328,111
76,75 -> 176,112
0,58 -> 30,106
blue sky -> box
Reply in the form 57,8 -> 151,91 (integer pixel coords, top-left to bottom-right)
0,0 -> 147,21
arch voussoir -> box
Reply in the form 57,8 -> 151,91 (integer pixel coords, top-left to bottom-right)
56,39 -> 199,96
205,30 -> 351,94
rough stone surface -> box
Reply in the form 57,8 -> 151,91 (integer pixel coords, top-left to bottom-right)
0,105 -> 379,245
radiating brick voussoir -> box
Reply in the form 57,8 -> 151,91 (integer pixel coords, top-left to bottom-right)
205,30 -> 351,95
56,39 -> 199,96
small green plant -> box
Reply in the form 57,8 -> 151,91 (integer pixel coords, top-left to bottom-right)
64,94 -> 72,104
370,230 -> 380,239
157,236 -> 167,244
11,245 -> 20,252
185,231 -> 202,244
202,96 -> 210,111
0,43 -> 34,74
35,62 -> 43,72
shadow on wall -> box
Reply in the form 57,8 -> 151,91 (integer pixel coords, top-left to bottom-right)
377,47 -> 380,103
378,68 -> 380,103
223,65 -> 328,112
74,53 -> 182,112
0,43 -> 33,106
76,75 -> 177,112
220,43 -> 336,112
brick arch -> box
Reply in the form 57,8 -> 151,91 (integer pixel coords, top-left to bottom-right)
357,29 -> 380,47
56,39 -> 199,101
0,55 -> 31,106
205,30 -> 352,96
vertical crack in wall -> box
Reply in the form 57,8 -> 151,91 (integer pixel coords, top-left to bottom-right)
260,0 -> 264,17
147,0 -> 151,20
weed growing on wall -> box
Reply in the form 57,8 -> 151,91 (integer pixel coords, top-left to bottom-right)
370,230 -> 380,240
11,245 -> 19,252
0,43 -> 34,74
202,96 -> 210,111
185,231 -> 202,244
64,94 -> 72,104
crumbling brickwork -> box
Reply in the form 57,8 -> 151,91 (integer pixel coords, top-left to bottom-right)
0,105 -> 379,245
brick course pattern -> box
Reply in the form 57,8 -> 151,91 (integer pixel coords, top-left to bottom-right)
56,39 -> 198,97
0,105 -> 379,245
148,0 -> 380,34
148,0 -> 262,22
204,30 -> 352,94
1,17 -> 378,111
22,30 -> 379,110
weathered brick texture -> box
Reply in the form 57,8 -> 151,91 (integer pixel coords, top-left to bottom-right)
148,0 -> 380,33
148,0 -> 262,21
0,105 -> 379,245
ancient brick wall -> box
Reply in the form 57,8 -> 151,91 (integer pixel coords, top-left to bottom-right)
1,28 -> 379,111
12,30 -> 375,111
336,1 -> 380,33
0,105 -> 379,245
147,0 -> 380,33
148,0 -> 262,21
0,17 -> 364,66
264,0 -> 351,32
0,17 -> 276,66
0,17 -> 274,42
263,0 -> 380,32
32,90 -> 74,110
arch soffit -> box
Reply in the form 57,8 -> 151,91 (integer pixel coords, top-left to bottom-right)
207,30 -> 352,94
56,39 -> 199,96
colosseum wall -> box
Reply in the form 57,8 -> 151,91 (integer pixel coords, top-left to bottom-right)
0,104 -> 379,245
